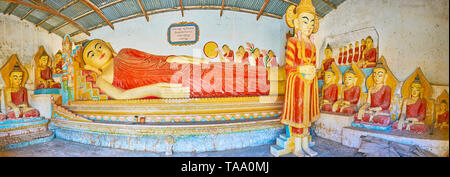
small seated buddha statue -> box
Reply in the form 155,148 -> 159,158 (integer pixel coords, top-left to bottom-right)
436,100 -> 449,129
252,48 -> 265,67
338,47 -> 343,65
332,67 -> 361,114
53,50 -> 64,75
321,44 -> 335,72
392,77 -> 428,133
267,50 -> 278,67
235,46 -> 250,64
6,65 -> 40,119
36,50 -> 61,89
354,62 -> 392,127
218,44 -> 234,63
321,67 -> 338,112
360,36 -> 377,68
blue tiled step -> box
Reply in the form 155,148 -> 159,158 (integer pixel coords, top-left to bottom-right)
0,130 -> 54,150
0,118 -> 48,129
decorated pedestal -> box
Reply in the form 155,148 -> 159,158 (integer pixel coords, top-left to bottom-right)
342,126 -> 449,157
50,96 -> 285,153
314,113 -> 354,143
0,118 -> 54,150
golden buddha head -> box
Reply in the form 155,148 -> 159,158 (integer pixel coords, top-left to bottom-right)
344,68 -> 357,87
268,50 -> 275,58
373,62 -> 387,85
366,36 -> 373,49
9,65 -> 23,88
238,46 -> 245,54
39,51 -> 50,67
62,35 -> 72,55
344,46 -> 347,51
253,48 -> 260,57
325,44 -> 333,59
222,44 -> 230,54
355,41 -> 359,47
361,39 -> 365,45
439,100 -> 448,113
55,51 -> 62,62
323,68 -> 335,85
287,0 -> 319,37
82,39 -> 113,70
349,43 -> 353,49
410,77 -> 423,98
339,47 -> 343,52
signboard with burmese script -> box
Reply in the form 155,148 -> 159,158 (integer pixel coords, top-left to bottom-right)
167,22 -> 200,46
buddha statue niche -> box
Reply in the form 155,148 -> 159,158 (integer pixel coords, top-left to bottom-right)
35,48 -> 61,89
5,65 -> 40,119
392,76 -> 428,133
354,62 -> 392,127
332,67 -> 361,115
53,50 -> 64,75
321,67 -> 338,112
436,100 -> 449,129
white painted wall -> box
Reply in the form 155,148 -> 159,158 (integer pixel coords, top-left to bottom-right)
0,14 -> 62,87
87,10 -> 289,65
315,0 -> 449,85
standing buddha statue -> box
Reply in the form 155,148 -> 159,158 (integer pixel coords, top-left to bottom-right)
338,47 -> 343,65
347,43 -> 353,65
282,0 -> 320,157
354,41 -> 360,63
342,46 -> 348,65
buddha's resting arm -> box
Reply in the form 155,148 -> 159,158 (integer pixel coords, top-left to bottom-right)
5,89 -> 18,109
96,77 -> 189,99
166,56 -> 210,64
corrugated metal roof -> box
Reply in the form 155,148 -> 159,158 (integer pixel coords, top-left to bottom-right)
1,0 -> 346,40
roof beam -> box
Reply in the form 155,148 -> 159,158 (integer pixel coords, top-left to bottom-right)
321,0 -> 336,9
4,0 -> 90,36
70,5 -> 283,38
179,0 -> 184,17
3,3 -> 18,15
20,8 -> 34,20
80,0 -> 114,30
36,0 -> 79,27
136,0 -> 149,22
257,0 -> 270,20
280,0 -> 296,6
50,0 -> 125,33
220,0 -> 226,16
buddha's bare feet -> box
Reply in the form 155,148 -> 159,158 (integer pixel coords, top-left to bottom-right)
293,149 -> 307,157
303,147 -> 318,157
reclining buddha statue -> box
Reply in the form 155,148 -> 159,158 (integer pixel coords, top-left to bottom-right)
81,39 -> 270,99
0,55 -> 40,119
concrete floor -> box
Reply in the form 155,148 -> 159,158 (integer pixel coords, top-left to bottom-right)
0,137 -> 359,157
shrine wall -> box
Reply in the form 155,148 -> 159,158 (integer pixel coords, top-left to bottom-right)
0,14 -> 63,87
315,0 -> 449,86
86,10 -> 289,65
